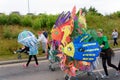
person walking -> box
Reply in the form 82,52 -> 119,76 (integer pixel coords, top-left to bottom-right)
97,29 -> 119,79
38,31 -> 48,58
112,29 -> 118,46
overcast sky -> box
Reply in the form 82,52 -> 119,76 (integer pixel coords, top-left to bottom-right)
0,0 -> 120,15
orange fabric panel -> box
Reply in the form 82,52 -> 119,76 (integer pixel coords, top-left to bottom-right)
51,27 -> 63,41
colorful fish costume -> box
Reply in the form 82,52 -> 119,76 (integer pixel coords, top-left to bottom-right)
50,6 -> 101,79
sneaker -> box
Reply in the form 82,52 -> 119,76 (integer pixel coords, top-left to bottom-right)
101,74 -> 109,79
115,71 -> 120,76
34,64 -> 39,67
23,64 -> 27,68
45,53 -> 48,59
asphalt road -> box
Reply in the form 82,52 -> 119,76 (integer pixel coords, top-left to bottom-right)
0,51 -> 120,80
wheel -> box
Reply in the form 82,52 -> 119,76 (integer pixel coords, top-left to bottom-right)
49,65 -> 55,71
65,75 -> 69,80
51,67 -> 55,71
95,76 -> 100,80
79,72 -> 98,80
18,54 -> 22,59
87,72 -> 93,76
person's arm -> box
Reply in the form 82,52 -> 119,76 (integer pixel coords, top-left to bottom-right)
17,46 -> 26,53
100,41 -> 105,48
116,32 -> 118,38
77,28 -> 82,34
38,34 -> 42,42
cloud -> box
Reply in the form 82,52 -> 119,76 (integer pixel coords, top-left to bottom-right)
0,0 -> 120,15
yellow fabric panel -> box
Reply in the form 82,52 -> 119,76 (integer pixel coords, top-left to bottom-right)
63,42 -> 75,57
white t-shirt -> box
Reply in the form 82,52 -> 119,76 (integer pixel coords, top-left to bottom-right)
112,31 -> 118,38
38,33 -> 47,43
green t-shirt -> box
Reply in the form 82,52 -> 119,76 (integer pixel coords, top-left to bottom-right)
97,36 -> 110,50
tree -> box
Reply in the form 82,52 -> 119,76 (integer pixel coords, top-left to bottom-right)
88,6 -> 97,13
88,6 -> 102,16
109,11 -> 120,18
8,12 -> 21,25
21,15 -> 32,27
0,13 -> 8,25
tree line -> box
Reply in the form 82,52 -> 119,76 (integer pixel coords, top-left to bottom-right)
0,6 -> 120,38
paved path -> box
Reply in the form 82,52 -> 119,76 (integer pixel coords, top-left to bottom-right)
0,51 -> 120,80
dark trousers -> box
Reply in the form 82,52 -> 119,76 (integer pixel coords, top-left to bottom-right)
26,55 -> 38,66
102,54 -> 118,76
113,38 -> 118,46
118,61 -> 120,70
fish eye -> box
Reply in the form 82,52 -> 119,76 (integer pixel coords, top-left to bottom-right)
68,47 -> 72,51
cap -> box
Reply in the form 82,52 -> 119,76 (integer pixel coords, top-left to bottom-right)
97,28 -> 103,33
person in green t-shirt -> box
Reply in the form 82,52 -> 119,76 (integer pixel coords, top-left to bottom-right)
97,29 -> 119,79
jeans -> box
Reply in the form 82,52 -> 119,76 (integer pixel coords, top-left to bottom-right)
113,38 -> 118,46
118,61 -> 120,70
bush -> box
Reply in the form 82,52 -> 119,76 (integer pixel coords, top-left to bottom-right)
21,15 -> 32,27
32,17 -> 42,30
3,26 -> 18,39
38,14 -> 48,28
3,27 -> 12,39
0,13 -> 8,25
8,12 -> 21,25
109,11 -> 120,18
46,14 -> 58,29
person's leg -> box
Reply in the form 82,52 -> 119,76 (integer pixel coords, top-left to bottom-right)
42,42 -> 46,53
102,58 -> 108,76
107,54 -> 118,71
42,42 -> 47,51
115,38 -> 118,45
113,38 -> 116,46
26,55 -> 33,66
118,61 -> 120,71
33,55 -> 39,65
43,42 -> 48,58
